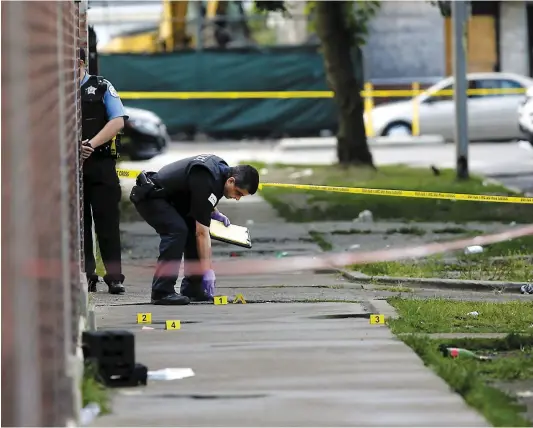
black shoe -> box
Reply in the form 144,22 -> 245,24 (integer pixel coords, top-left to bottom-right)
187,293 -> 214,303
108,281 -> 125,295
151,292 -> 190,305
180,277 -> 213,302
104,274 -> 125,295
87,275 -> 99,293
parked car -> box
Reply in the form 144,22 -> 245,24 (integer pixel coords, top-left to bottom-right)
120,106 -> 170,161
365,72 -> 533,142
518,85 -> 533,137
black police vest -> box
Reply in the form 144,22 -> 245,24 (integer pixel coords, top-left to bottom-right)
81,75 -> 118,158
155,154 -> 229,206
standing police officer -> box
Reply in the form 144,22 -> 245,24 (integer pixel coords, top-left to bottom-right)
130,154 -> 260,305
79,48 -> 128,294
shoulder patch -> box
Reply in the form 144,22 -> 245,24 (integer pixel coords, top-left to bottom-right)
208,193 -> 217,207
108,85 -> 119,98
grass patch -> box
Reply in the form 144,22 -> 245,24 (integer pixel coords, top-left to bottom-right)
433,226 -> 483,234
252,163 -> 531,223
388,298 -> 533,334
402,334 -> 532,427
385,226 -> 426,236
349,231 -> 533,282
373,285 -> 414,293
81,363 -> 111,415
481,235 -> 533,257
353,255 -> 532,282
308,230 -> 333,251
331,229 -> 373,235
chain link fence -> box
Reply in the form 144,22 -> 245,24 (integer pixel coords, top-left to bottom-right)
2,1 -> 87,426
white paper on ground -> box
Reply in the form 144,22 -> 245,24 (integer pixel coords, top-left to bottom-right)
79,403 -> 101,426
148,368 -> 195,381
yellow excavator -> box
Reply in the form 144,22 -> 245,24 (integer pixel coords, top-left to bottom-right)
99,0 -> 248,53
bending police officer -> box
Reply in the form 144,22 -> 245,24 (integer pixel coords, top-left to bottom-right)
79,48 -> 128,294
130,154 -> 260,305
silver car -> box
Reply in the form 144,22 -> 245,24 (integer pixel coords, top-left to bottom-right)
366,72 -> 533,141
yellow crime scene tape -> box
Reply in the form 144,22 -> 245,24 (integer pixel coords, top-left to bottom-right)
115,168 -> 533,205
118,88 -> 526,100
259,183 -> 533,204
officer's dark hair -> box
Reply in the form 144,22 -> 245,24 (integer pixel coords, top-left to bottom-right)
79,47 -> 86,63
229,165 -> 260,195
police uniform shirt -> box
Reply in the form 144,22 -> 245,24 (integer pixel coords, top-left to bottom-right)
187,167 -> 221,227
80,72 -> 128,122
155,155 -> 228,228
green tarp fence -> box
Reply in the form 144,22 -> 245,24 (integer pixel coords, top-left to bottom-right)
98,47 -> 344,137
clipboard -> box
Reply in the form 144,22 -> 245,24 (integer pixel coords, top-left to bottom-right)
210,219 -> 252,249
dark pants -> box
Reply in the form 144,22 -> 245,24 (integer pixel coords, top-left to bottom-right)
83,156 -> 123,283
133,197 -> 200,295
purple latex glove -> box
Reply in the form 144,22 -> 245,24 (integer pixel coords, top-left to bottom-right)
211,211 -> 231,227
201,269 -> 216,298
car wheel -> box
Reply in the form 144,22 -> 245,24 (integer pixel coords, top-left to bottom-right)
383,122 -> 412,137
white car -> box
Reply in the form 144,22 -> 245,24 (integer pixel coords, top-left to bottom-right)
518,87 -> 533,151
365,72 -> 533,142
518,86 -> 533,134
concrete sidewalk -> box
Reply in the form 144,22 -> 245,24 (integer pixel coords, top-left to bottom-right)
91,260 -> 489,427
90,195 -> 490,426
92,281 -> 488,427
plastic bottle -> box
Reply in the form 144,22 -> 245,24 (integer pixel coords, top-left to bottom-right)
444,347 -> 491,361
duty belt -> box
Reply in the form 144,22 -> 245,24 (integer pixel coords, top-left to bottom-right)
130,171 -> 166,204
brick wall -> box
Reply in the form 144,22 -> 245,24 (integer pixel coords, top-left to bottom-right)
1,1 -> 83,426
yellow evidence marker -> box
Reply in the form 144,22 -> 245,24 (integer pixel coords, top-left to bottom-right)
137,313 -> 152,324
165,320 -> 181,330
233,294 -> 247,304
214,296 -> 228,305
369,314 -> 385,325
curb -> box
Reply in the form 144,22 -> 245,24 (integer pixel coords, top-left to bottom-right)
337,269 -> 528,293
397,332 -> 510,339
362,298 -> 399,320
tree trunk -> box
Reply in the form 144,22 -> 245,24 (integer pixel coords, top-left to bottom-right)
315,1 -> 374,167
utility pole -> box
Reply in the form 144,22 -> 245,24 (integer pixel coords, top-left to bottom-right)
452,0 -> 469,179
